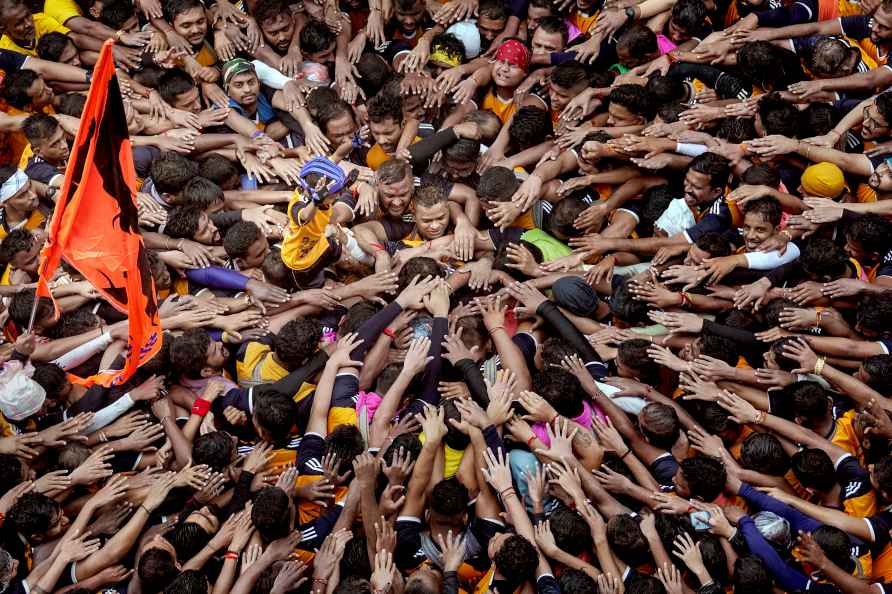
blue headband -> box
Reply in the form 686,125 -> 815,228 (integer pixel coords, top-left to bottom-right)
299,157 -> 347,203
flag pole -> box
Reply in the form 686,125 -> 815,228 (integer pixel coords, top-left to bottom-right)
26,292 -> 39,333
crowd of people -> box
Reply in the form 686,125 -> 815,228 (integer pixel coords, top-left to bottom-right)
2,0 -> 892,592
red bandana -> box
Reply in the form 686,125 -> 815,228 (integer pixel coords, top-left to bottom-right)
494,39 -> 530,71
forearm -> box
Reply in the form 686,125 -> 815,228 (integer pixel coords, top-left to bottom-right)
489,328 -> 532,390
182,542 -> 222,571
32,327 -> 107,362
212,557 -> 239,594
161,415 -> 194,469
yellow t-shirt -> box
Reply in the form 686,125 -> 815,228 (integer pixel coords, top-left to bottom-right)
0,13 -> 70,57
481,91 -> 517,126
43,0 -> 83,26
281,193 -> 333,272
235,341 -> 316,403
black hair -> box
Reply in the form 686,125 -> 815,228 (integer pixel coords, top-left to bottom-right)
0,69 -> 41,109
789,381 -> 831,428
509,106 -> 553,150
617,24 -> 658,61
158,68 -> 197,105
8,493 -> 60,540
671,0 -> 708,33
356,53 -> 393,99
608,84 -> 655,120
0,228 -> 36,267
799,102 -> 838,139
532,367 -> 583,418
550,506 -> 593,555
611,279 -> 651,326
300,20 -> 336,55
549,195 -> 586,239
138,548 -> 179,592
22,113 -> 58,144
0,454 -> 23,497
700,333 -> 739,367
743,196 -> 782,226
323,424 -> 365,476
862,355 -> 892,391
550,60 -> 587,89
163,0 -> 204,20
100,0 -> 133,28
198,154 -> 241,186
165,205 -> 204,240
9,290 -> 53,332
55,92 -> 86,117
253,391 -> 299,445
689,152 -> 731,189
479,0 -> 508,20
857,293 -> 892,339
192,431 -> 236,471
397,256 -> 445,292
876,91 -> 892,123
619,339 -> 661,385
163,570 -> 208,594
846,214 -> 892,259
170,328 -> 211,379
646,75 -> 686,105
537,15 -> 568,42
733,555 -> 772,594
444,138 -> 480,162
170,521 -> 210,561
658,102 -> 687,123
638,185 -> 676,236
680,456 -> 726,501
558,569 -> 597,594
367,91 -> 403,123
150,151 -> 198,196
223,221 -> 263,259
740,432 -> 790,476
607,514 -> 649,566
813,525 -> 856,574
626,575 -> 666,594
273,319 -> 322,369
639,402 -> 680,450
492,535 -> 538,587
429,478 -> 470,516
182,177 -> 224,209
717,116 -> 757,143
252,487 -> 292,541
736,41 -> 806,92
741,163 -> 780,187
478,166 -> 520,202
758,93 -> 800,137
791,448 -> 836,493
36,32 -> 72,62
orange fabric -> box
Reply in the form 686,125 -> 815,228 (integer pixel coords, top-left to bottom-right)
35,41 -> 161,388
818,0 -> 839,21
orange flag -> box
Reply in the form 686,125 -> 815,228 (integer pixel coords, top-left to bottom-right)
36,40 -> 161,387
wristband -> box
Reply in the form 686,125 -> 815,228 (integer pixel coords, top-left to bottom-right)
224,551 -> 239,560
814,356 -> 826,376
489,326 -> 505,334
526,435 -> 536,448
619,449 -> 631,459
383,327 -> 396,339
192,398 -> 212,417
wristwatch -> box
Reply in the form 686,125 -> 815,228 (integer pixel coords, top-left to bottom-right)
625,6 -> 637,20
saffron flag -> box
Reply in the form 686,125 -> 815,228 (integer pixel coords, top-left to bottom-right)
35,40 -> 161,387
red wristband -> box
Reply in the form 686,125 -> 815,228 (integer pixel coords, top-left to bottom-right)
526,435 -> 536,448
383,327 -> 396,339
224,551 -> 239,560
191,398 -> 211,417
